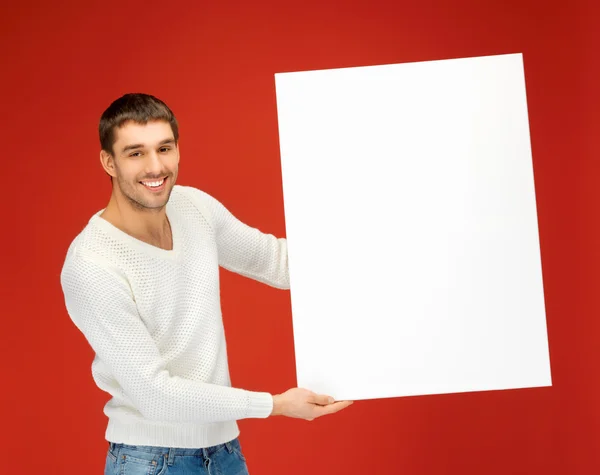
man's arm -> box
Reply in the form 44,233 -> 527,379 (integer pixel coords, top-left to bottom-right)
60,246 -> 274,424
181,186 -> 290,290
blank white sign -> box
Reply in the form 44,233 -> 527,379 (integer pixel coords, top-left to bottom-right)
274,53 -> 552,401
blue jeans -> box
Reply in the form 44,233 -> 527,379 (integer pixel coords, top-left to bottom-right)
104,437 -> 250,475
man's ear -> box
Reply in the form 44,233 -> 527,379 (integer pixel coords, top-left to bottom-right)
100,150 -> 117,180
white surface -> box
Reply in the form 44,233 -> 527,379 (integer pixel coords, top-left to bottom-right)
274,53 -> 552,401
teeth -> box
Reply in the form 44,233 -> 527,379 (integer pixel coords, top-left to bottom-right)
142,178 -> 164,187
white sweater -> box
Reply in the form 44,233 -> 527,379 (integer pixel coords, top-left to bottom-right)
60,184 -> 290,448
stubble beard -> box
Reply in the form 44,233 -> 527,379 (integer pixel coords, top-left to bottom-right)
117,173 -> 175,213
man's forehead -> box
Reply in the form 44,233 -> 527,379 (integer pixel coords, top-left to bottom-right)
114,121 -> 174,147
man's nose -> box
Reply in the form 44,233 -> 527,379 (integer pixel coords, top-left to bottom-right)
144,150 -> 164,175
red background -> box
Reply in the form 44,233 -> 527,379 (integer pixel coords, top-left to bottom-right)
2,0 -> 599,473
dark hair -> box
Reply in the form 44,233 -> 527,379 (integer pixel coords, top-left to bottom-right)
99,93 -> 179,157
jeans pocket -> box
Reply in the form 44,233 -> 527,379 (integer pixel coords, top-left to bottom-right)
104,449 -> 118,475
120,450 -> 166,475
230,439 -> 247,462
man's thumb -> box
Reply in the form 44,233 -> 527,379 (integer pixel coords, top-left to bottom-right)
312,394 -> 334,405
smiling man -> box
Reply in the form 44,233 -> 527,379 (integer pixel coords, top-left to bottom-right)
59,93 -> 352,475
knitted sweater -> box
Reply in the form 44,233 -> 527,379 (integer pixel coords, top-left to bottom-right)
59,184 -> 289,448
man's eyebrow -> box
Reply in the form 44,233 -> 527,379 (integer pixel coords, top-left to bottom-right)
121,138 -> 176,153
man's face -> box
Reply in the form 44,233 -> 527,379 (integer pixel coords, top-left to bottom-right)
104,120 -> 179,212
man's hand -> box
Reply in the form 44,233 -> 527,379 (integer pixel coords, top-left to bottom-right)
270,388 -> 353,421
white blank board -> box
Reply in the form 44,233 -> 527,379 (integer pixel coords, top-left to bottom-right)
274,53 -> 552,401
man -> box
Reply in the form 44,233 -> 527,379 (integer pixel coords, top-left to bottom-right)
60,93 -> 352,475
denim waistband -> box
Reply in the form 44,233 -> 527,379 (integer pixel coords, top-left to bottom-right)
108,438 -> 236,458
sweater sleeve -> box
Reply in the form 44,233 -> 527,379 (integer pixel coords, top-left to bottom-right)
59,246 -> 274,423
183,186 -> 290,290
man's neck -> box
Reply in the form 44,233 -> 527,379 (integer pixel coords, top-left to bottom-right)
99,196 -> 173,251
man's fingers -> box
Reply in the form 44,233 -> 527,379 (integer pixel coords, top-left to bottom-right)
314,400 -> 354,417
310,393 -> 334,405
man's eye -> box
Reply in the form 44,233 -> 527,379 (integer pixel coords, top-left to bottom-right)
130,152 -> 141,157
160,147 -> 170,152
